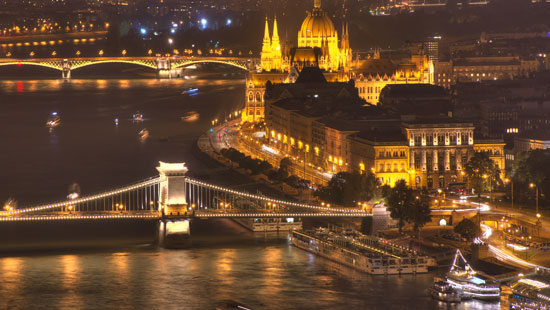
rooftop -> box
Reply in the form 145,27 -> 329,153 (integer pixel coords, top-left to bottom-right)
518,130 -> 550,141
380,84 -> 449,100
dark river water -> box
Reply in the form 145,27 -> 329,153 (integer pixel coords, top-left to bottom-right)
0,68 -> 500,309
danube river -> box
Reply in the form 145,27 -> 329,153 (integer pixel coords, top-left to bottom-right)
0,67 -> 499,309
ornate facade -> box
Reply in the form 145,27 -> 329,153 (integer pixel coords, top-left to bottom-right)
242,0 -> 352,123
353,52 -> 434,105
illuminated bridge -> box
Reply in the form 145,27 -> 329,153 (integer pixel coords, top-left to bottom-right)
0,162 -> 369,224
0,56 -> 258,78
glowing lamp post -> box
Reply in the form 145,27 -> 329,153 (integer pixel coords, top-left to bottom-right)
504,178 -> 514,209
530,183 -> 539,221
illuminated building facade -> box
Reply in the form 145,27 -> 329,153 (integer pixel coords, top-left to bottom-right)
434,56 -> 540,89
352,51 -> 434,105
242,0 -> 352,123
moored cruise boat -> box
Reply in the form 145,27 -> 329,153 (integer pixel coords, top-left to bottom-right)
233,217 -> 302,232
429,279 -> 461,303
445,249 -> 500,301
290,228 -> 430,275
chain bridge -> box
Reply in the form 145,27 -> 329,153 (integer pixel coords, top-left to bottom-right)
0,162 -> 369,223
0,56 -> 258,78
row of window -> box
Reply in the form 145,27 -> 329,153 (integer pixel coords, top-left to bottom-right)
378,151 -> 406,158
412,133 -> 471,146
378,163 -> 406,173
247,91 -> 264,102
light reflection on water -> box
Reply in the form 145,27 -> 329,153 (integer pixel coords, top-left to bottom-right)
0,240 -> 500,310
0,77 -> 245,205
0,77 -> 503,310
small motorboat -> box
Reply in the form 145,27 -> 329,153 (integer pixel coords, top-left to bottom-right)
139,128 -> 149,139
430,279 -> 461,303
3,197 -> 17,211
181,111 -> 199,122
47,112 -> 61,128
133,112 -> 144,122
181,87 -> 198,95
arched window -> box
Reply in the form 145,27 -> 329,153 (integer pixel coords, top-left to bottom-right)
248,92 -> 254,102
255,92 -> 261,102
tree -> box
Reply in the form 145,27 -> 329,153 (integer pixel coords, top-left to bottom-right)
407,196 -> 432,239
279,157 -> 293,172
513,149 -> 550,204
464,152 -> 502,197
314,171 -> 380,206
285,175 -> 300,187
258,160 -> 273,174
454,218 -> 479,240
385,179 -> 412,233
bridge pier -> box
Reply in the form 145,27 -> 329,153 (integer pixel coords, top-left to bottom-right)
62,69 -> 71,80
156,58 -> 178,79
157,219 -> 191,248
61,59 -> 71,80
156,162 -> 191,248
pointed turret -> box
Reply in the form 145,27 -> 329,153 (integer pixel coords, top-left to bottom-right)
261,17 -> 273,71
263,17 -> 271,46
272,17 -> 280,43
345,23 -> 350,49
373,47 -> 380,59
340,23 -> 346,50
271,16 -> 282,71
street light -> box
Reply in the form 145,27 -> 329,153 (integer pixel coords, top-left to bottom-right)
504,178 -> 514,209
530,183 -> 539,218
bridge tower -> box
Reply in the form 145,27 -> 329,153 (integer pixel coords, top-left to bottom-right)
157,161 -> 188,215
156,161 -> 191,248
61,59 -> 71,80
156,58 -> 173,79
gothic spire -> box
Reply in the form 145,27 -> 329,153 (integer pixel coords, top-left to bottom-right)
272,16 -> 280,43
263,17 -> 271,44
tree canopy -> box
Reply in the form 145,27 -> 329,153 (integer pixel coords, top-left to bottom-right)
464,151 -> 502,196
512,149 -> 550,205
454,218 -> 479,240
385,180 -> 413,233
314,171 -> 380,207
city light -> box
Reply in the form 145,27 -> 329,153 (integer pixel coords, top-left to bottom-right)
201,18 -> 207,28
140,28 -> 147,35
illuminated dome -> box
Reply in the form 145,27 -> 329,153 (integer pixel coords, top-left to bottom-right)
299,1 -> 336,39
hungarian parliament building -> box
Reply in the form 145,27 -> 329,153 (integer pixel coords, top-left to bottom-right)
242,0 -> 434,123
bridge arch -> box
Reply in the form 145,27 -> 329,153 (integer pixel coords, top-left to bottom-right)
0,61 -> 62,71
172,59 -> 249,71
70,59 -> 158,71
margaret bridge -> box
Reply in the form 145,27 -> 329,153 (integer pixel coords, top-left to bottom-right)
0,56 -> 259,78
